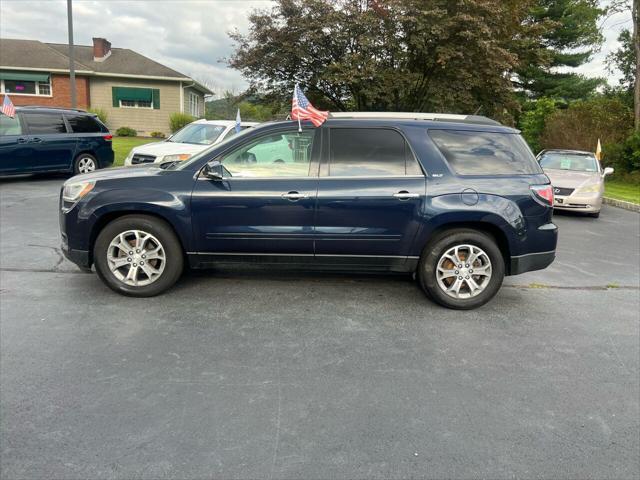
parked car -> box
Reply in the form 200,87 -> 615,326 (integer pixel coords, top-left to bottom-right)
537,149 -> 613,218
59,113 -> 557,309
123,119 -> 258,166
0,106 -> 113,175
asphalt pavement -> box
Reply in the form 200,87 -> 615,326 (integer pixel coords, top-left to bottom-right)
1,176 -> 639,479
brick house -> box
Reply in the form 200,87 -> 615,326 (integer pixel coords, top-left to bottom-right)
0,38 -> 212,135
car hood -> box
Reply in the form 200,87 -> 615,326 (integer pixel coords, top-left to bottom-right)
543,169 -> 601,188
66,164 -> 166,184
130,141 -> 210,157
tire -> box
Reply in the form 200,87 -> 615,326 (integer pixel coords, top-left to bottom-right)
588,212 -> 600,218
74,153 -> 98,175
417,228 -> 505,310
94,215 -> 184,297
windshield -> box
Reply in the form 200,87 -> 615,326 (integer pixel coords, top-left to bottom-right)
173,126 -> 257,170
169,124 -> 226,145
539,153 -> 599,172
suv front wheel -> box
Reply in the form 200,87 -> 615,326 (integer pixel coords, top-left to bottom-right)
418,228 -> 505,309
94,215 -> 184,297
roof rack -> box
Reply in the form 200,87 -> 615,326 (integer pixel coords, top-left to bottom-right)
329,112 -> 501,126
16,105 -> 88,113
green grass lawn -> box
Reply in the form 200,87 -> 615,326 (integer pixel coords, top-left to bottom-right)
604,180 -> 640,204
112,137 -> 161,167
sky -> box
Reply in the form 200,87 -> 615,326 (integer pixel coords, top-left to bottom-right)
0,0 -> 634,98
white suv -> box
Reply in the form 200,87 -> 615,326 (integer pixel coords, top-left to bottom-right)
123,119 -> 258,166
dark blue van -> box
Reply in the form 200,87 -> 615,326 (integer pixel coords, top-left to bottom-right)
0,106 -> 113,175
59,113 -> 557,309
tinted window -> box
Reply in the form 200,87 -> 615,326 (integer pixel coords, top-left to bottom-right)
0,115 -> 22,136
23,113 -> 67,134
66,114 -> 102,133
429,130 -> 541,175
4,80 -> 36,94
220,130 -> 315,177
539,152 -> 598,172
329,128 -> 419,177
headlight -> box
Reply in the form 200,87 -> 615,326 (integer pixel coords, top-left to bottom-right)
63,181 -> 95,202
577,183 -> 600,194
162,153 -> 192,162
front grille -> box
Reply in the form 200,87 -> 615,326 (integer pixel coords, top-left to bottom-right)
553,186 -> 574,196
131,154 -> 157,165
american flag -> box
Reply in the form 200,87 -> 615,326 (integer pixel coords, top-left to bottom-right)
1,95 -> 16,118
291,84 -> 328,127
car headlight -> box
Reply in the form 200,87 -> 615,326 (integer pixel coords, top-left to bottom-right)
162,153 -> 192,162
577,183 -> 600,194
63,181 -> 95,202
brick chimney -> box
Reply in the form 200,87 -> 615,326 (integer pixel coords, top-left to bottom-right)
92,37 -> 111,62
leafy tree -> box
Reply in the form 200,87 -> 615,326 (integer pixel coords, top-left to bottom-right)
607,29 -> 635,91
539,97 -> 633,151
519,98 -> 558,153
514,0 -> 605,100
229,0 -> 544,121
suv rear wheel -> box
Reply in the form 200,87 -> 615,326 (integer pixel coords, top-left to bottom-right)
94,215 -> 184,297
418,228 -> 505,309
74,153 -> 98,174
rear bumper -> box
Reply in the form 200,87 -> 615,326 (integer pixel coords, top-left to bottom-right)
510,250 -> 556,275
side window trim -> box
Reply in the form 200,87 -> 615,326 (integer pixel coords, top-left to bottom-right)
321,126 -> 425,178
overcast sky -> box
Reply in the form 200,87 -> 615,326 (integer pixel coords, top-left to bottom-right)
0,0 -> 633,98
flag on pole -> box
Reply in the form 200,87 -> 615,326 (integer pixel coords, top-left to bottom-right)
235,108 -> 242,133
595,138 -> 602,161
291,84 -> 328,130
1,95 -> 16,118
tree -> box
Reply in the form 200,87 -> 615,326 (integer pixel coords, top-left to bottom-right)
229,0 -> 543,121
514,0 -> 605,100
634,0 -> 639,129
606,29 -> 635,91
519,98 -> 558,153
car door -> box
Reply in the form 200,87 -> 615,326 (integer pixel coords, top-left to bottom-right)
21,112 -> 77,172
190,127 -> 319,260
315,126 -> 426,266
0,113 -> 32,174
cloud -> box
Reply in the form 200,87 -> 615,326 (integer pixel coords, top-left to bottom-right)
0,0 -> 631,96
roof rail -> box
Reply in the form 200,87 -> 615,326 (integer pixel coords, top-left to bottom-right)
329,111 -> 501,126
16,105 -> 88,113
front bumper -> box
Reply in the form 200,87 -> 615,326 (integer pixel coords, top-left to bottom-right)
553,191 -> 602,213
61,232 -> 91,270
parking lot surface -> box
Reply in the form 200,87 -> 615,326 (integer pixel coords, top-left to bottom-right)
1,176 -> 639,479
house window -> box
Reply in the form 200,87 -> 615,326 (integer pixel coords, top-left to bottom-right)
119,99 -> 153,109
0,72 -> 52,97
189,92 -> 199,117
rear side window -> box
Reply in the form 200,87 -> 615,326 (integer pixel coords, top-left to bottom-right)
429,130 -> 541,175
22,112 -> 67,134
328,128 -> 422,177
0,115 -> 22,135
66,114 -> 102,133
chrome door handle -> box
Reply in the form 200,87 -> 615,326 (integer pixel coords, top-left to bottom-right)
17,138 -> 28,144
30,137 -> 43,143
281,191 -> 308,201
393,191 -> 420,200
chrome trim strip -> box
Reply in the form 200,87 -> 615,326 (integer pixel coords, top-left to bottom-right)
510,250 -> 556,259
187,252 -> 419,259
197,175 -> 426,181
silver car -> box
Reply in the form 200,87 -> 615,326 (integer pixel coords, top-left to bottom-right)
537,149 -> 613,218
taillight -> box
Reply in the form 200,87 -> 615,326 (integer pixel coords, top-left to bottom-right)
103,134 -> 113,141
530,184 -> 554,206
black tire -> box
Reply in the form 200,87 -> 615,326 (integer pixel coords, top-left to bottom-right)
74,153 -> 98,175
588,211 -> 600,218
94,215 -> 184,297
417,228 -> 505,310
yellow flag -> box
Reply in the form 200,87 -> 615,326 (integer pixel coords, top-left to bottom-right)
595,138 -> 602,161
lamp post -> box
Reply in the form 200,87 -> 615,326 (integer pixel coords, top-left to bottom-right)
67,0 -> 77,109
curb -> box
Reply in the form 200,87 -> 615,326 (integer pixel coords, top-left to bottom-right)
603,197 -> 640,213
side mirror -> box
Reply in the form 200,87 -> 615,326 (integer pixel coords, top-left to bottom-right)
203,160 -> 224,180
603,167 -> 614,177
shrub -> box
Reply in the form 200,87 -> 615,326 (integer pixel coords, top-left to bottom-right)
169,113 -> 195,133
150,131 -> 166,138
602,131 -> 640,175
87,107 -> 108,124
115,126 -> 137,137
540,97 -> 633,152
519,98 -> 558,154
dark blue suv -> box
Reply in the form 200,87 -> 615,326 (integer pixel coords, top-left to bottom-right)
0,106 -> 113,175
59,113 -> 557,309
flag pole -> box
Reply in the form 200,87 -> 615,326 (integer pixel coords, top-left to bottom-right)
298,116 -> 302,133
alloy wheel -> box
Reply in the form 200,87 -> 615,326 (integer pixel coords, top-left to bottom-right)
77,157 -> 97,173
436,244 -> 492,299
107,230 -> 166,286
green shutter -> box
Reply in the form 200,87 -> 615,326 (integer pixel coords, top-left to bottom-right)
0,70 -> 50,82
152,89 -> 160,109
112,86 -> 155,107
112,87 -> 119,107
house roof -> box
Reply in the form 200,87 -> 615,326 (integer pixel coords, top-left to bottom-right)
0,38 -> 212,94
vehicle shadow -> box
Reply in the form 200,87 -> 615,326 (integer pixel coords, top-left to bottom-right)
0,173 -> 71,184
